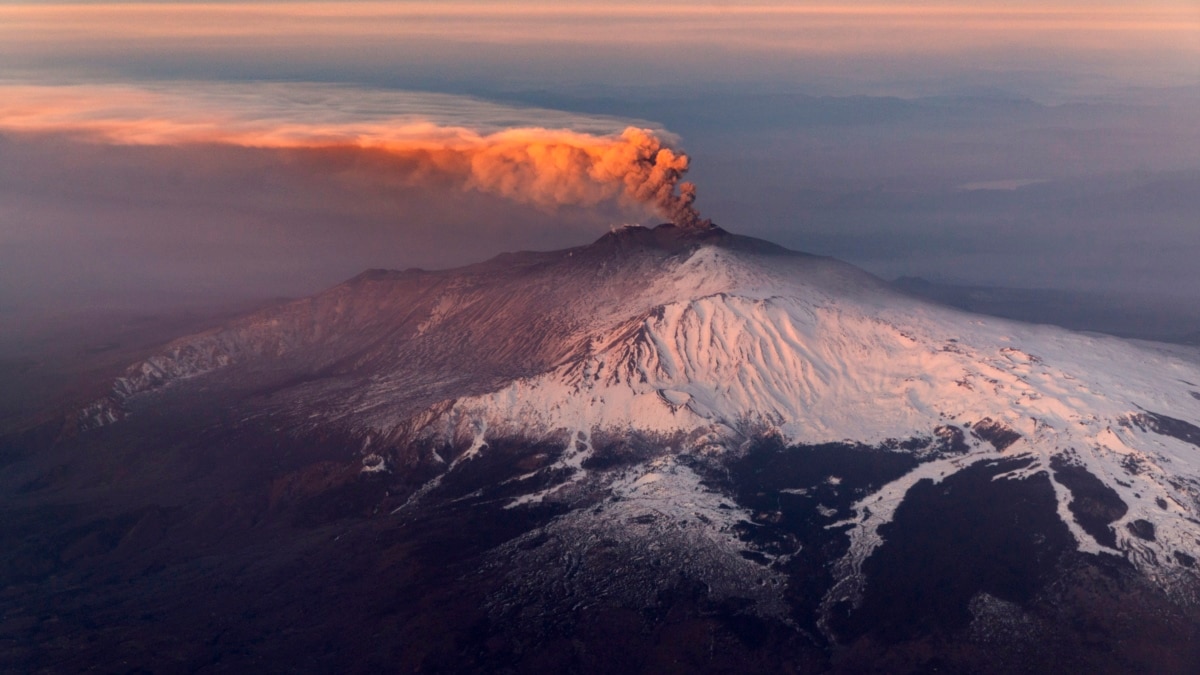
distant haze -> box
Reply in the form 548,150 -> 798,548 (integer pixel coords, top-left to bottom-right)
2,1 -> 1198,322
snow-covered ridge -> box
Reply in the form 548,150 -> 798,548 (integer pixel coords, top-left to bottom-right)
86,224 -> 1200,590
394,239 -> 1200,587
92,225 -> 870,423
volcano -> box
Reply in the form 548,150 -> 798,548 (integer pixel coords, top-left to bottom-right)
5,223 -> 1200,673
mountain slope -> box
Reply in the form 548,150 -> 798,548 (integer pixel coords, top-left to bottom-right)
94,224 -> 1200,582
33,223 -> 1200,672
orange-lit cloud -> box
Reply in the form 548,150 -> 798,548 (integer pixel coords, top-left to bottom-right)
0,83 -> 704,225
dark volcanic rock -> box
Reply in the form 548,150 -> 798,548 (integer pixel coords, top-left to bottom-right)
1127,518 -> 1157,541
1128,411 -> 1200,448
971,417 -> 1022,451
1051,455 -> 1129,549
933,424 -> 970,455
832,457 -> 1073,643
716,437 -> 925,641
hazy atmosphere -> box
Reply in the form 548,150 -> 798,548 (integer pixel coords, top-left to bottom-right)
3,1 -> 1199,322
7,5 -> 1200,672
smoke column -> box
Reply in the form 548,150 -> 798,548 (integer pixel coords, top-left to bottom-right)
350,127 -> 704,227
0,83 -> 707,227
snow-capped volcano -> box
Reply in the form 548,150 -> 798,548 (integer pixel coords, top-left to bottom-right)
75,223 -> 1200,669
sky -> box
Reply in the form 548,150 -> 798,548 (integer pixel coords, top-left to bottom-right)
1,1 -> 1199,315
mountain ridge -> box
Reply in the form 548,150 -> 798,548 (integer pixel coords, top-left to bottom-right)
83,225 -> 1200,584
41,222 -> 1200,672
86,224 -> 879,424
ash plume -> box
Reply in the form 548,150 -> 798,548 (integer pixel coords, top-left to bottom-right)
0,82 -> 707,227
455,127 -> 706,227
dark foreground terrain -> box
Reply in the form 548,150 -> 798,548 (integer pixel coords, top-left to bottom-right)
3,389 -> 1199,674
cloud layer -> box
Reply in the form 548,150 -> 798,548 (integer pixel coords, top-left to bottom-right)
6,3 -> 1197,54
